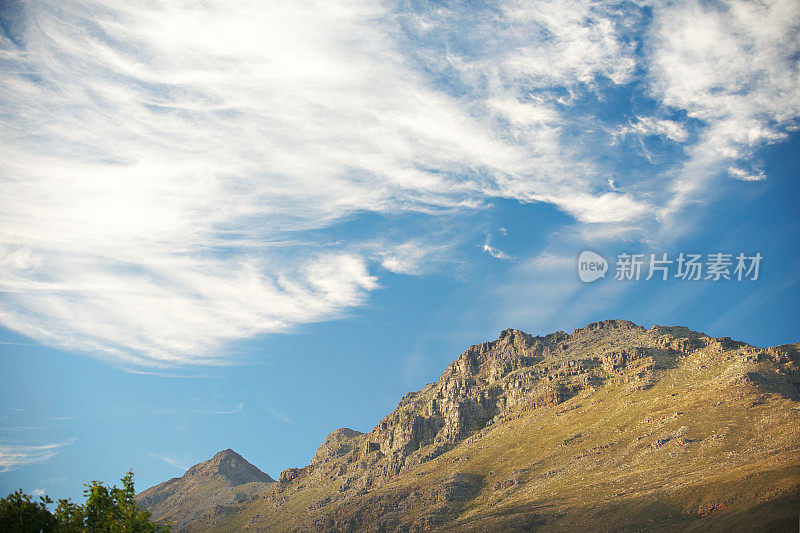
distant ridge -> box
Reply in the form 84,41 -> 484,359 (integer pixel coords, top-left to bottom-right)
136,449 -> 273,530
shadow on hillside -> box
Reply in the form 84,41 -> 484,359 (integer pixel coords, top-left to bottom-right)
449,468 -> 800,533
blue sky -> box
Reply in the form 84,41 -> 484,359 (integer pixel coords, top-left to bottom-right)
1,0 -> 799,502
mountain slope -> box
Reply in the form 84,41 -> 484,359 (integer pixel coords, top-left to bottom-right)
141,321 -> 800,531
136,449 -> 274,530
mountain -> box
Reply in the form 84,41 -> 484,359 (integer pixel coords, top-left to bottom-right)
138,320 -> 800,531
136,449 -> 274,530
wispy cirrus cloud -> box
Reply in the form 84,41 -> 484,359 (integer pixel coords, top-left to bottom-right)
266,408 -> 292,425
611,116 -> 690,144
215,403 -> 244,415
646,0 -> 800,220
0,0 -> 796,366
0,437 -> 77,473
377,239 -> 460,275
149,402 -> 243,416
149,452 -> 188,472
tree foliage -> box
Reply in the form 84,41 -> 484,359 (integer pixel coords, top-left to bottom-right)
0,471 -> 169,532
0,490 -> 56,532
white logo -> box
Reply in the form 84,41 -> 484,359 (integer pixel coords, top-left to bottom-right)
578,250 -> 608,283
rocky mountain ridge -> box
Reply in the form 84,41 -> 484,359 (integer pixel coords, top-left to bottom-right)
269,320 -> 797,498
139,320 -> 800,531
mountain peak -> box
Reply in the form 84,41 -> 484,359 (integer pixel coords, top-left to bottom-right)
212,448 -> 238,460
137,449 -> 275,530
572,318 -> 644,335
184,448 -> 274,485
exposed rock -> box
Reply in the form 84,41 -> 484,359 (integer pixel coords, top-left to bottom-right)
651,426 -> 689,448
311,428 -> 364,465
266,321 -> 798,508
278,467 -> 301,485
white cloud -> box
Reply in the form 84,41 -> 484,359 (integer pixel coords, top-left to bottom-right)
482,243 -> 515,261
0,437 -> 77,473
482,236 -> 516,261
728,166 -> 766,182
401,0 -> 651,225
0,0 -> 797,365
499,0 -> 637,86
0,0 -> 652,365
647,1 -> 800,129
378,240 -> 456,275
0,251 -> 378,365
215,403 -> 243,415
646,0 -> 800,219
612,116 -> 690,143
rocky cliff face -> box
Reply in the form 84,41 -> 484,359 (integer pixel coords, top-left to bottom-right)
136,449 -> 273,530
275,320 -> 799,498
140,320 -> 800,532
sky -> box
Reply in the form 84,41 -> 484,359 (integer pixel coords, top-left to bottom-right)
0,0 -> 798,503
